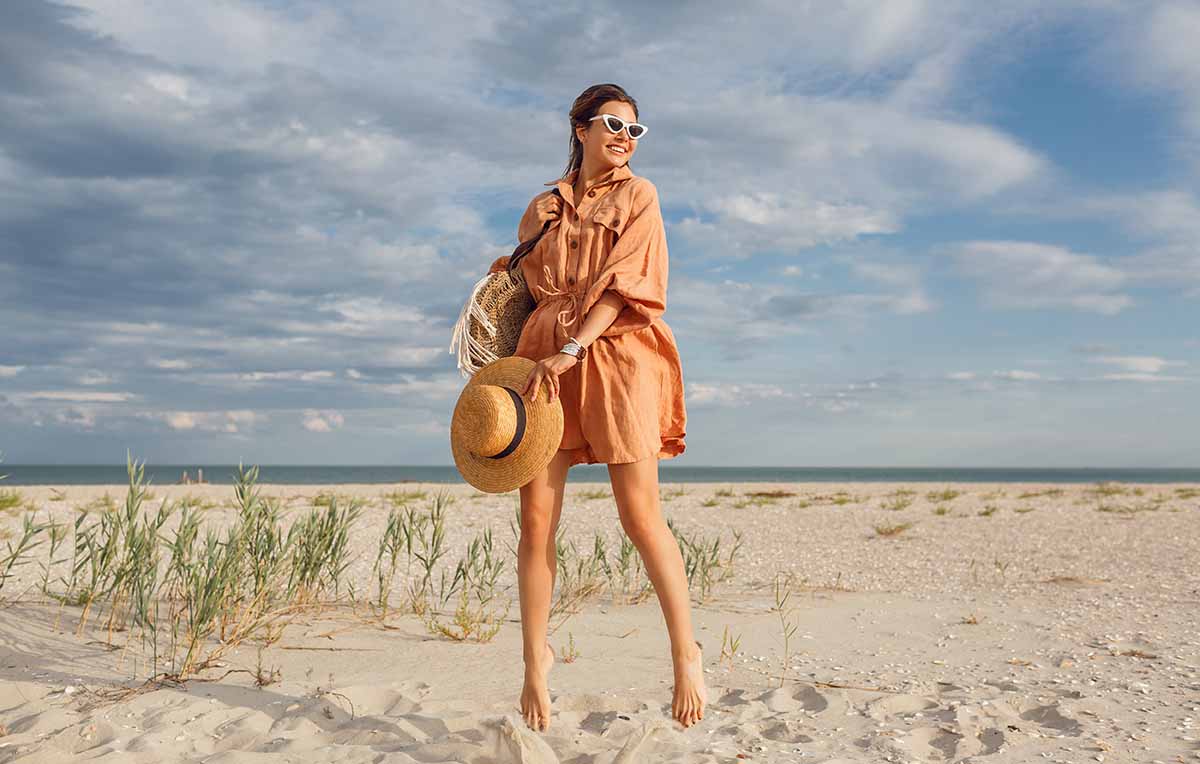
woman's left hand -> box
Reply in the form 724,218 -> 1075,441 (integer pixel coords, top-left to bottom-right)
521,352 -> 578,403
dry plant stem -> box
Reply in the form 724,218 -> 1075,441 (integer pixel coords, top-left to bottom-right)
7,452 -> 762,696
773,573 -> 799,688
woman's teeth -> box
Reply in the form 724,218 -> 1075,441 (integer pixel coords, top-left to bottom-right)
607,145 -> 627,154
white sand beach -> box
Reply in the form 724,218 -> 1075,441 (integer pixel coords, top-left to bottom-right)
1,480 -> 1198,763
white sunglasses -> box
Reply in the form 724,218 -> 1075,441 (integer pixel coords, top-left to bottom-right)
589,113 -> 648,140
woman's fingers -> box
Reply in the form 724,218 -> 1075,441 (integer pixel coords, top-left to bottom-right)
522,358 -> 573,404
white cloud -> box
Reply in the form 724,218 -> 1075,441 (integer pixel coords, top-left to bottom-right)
1100,372 -> 1189,382
223,410 -> 263,433
686,382 -> 795,408
145,409 -> 265,433
847,259 -> 923,288
54,407 -> 97,429
1035,190 -> 1200,299
1121,242 -> 1200,300
951,241 -> 1131,314
13,390 -> 135,403
947,371 -> 976,380
377,347 -> 445,367
63,0 -> 347,76
1092,356 -> 1186,374
151,359 -> 191,370
77,370 -> 115,386
675,193 -> 899,260
302,409 -> 344,433
666,90 -> 1044,264
0,365 -> 25,378
1098,2 -> 1200,163
237,370 -> 336,384
993,370 -> 1041,381
371,374 -> 465,401
667,274 -> 934,353
166,411 -> 196,431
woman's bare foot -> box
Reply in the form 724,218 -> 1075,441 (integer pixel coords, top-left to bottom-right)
671,640 -> 707,727
520,641 -> 555,731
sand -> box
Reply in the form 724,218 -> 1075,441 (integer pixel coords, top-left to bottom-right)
0,480 -> 1198,763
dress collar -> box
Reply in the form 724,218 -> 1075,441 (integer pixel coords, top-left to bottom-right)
544,163 -> 634,191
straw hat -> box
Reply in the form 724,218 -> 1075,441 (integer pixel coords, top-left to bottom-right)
451,356 -> 564,493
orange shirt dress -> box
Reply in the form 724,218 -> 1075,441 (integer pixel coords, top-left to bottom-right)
487,163 -> 687,467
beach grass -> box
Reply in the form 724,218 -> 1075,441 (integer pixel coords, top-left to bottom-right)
926,488 -> 963,503
873,521 -> 913,537
882,494 -> 914,511
0,489 -> 24,512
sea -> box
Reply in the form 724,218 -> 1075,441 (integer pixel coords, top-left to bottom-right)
2,465 -> 1198,486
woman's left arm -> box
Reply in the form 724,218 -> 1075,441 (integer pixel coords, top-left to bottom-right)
581,180 -> 669,338
571,290 -> 625,347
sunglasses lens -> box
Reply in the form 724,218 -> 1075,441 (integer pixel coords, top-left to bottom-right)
627,124 -> 646,139
602,115 -> 623,134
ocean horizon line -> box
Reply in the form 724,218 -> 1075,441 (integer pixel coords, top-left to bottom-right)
2,463 -> 1198,486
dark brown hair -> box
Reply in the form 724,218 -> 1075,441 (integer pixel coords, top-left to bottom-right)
560,83 -> 639,181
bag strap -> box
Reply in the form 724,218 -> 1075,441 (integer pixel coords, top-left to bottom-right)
507,188 -> 563,275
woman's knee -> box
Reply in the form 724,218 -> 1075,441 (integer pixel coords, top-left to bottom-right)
614,493 -> 666,545
519,454 -> 570,541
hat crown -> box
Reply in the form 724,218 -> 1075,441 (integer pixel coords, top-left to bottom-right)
453,384 -> 520,457
450,355 -> 563,494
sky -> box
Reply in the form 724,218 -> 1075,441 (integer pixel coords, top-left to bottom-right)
1,1 -> 1199,468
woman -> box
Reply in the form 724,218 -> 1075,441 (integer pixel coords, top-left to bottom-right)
486,83 -> 704,733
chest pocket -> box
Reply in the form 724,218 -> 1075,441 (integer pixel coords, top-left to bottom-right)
591,203 -> 627,240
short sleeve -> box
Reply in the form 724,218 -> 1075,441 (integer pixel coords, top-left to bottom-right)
585,180 -> 669,338
518,191 -> 552,242
488,192 -> 552,274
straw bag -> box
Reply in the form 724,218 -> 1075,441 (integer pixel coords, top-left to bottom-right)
449,188 -> 563,378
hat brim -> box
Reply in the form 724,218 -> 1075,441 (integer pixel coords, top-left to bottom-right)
451,356 -> 564,493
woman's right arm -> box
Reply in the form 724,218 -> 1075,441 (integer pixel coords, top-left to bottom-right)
489,192 -> 559,274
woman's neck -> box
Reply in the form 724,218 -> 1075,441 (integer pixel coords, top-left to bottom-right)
573,158 -> 605,199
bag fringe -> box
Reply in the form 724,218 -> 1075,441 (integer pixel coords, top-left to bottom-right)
448,271 -> 504,379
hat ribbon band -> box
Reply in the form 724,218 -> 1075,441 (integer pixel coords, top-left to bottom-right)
486,386 -> 527,460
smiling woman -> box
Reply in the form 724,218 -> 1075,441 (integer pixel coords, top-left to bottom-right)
479,83 -> 704,735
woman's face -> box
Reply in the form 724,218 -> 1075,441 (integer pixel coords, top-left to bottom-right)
576,99 -> 639,171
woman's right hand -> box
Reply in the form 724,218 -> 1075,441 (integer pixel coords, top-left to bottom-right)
534,193 -> 563,224
521,352 -> 577,403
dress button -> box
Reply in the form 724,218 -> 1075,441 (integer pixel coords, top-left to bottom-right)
587,190 -> 596,197
567,275 -> 576,285
570,239 -> 578,248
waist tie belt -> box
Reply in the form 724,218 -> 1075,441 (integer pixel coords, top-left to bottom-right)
533,263 -> 582,330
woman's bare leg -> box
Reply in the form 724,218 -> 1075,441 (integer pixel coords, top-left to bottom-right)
517,448 -> 572,732
608,455 -> 707,727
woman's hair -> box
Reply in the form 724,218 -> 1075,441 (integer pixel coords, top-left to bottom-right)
560,83 -> 639,181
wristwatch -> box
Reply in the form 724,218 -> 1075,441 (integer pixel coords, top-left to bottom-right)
560,336 -> 588,361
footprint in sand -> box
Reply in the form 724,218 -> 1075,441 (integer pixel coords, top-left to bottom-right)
1019,702 -> 1083,736
760,719 -> 814,744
